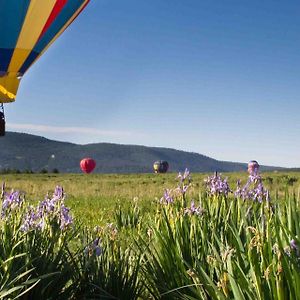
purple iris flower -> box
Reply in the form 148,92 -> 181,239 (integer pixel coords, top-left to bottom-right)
205,173 -> 231,197
20,206 -> 41,232
177,168 -> 191,183
85,237 -> 103,257
290,239 -> 300,257
20,186 -> 73,232
184,200 -> 204,216
1,189 -> 24,218
93,238 -> 102,256
234,174 -> 270,202
59,204 -> 73,230
160,189 -> 174,204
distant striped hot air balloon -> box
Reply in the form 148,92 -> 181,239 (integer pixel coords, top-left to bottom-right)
248,160 -> 259,175
153,160 -> 169,174
0,0 -> 90,135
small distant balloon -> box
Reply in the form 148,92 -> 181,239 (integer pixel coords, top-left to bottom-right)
153,160 -> 169,174
248,160 -> 259,175
80,158 -> 96,174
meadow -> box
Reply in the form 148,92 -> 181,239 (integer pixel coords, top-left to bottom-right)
1,170 -> 300,299
1,171 -> 299,226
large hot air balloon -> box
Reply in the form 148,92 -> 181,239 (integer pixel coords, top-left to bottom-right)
80,158 -> 96,174
248,160 -> 259,175
153,160 -> 169,174
0,0 -> 90,136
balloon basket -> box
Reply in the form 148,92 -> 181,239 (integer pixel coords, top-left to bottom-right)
0,104 -> 5,136
0,121 -> 4,136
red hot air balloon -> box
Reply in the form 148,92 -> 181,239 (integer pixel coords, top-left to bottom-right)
80,158 -> 96,174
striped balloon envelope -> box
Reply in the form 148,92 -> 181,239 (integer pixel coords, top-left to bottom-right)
153,160 -> 169,174
0,0 -> 90,103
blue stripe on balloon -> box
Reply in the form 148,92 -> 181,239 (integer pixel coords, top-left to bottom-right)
18,51 -> 39,75
35,0 -> 85,52
19,0 -> 85,74
0,48 -> 15,71
0,0 -> 31,49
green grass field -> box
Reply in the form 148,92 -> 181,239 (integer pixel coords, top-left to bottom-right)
1,171 -> 299,226
2,170 -> 300,299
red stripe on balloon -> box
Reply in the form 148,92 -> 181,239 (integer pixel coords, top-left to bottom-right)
38,0 -> 68,41
48,0 -> 90,43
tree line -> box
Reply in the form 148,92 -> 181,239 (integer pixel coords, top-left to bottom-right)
0,168 -> 59,174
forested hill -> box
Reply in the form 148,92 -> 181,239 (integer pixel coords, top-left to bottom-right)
0,132 -> 282,173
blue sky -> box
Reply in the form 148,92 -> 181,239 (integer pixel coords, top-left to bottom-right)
5,0 -> 300,167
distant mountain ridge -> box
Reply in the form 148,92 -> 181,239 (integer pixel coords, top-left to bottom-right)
0,132 -> 285,173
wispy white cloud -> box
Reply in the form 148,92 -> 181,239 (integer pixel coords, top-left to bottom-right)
7,123 -> 139,138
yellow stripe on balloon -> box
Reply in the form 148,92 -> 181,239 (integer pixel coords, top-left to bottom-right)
24,0 -> 90,72
0,85 -> 15,99
8,0 -> 57,73
0,75 -> 19,103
